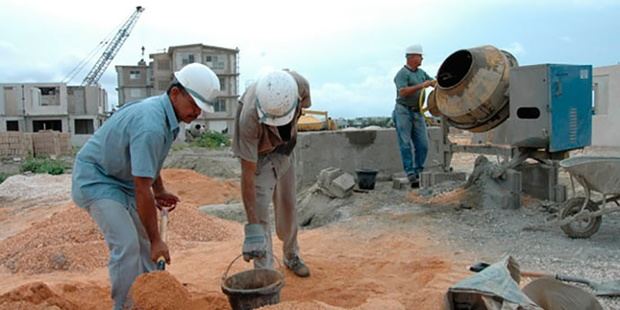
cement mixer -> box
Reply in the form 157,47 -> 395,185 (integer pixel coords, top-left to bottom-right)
423,45 -> 593,207
429,45 -> 517,132
429,45 -> 591,152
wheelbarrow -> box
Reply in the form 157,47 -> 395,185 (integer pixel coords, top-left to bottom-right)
558,156 -> 620,238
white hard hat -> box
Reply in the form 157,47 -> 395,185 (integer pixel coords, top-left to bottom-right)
405,44 -> 424,56
255,71 -> 299,126
174,63 -> 220,113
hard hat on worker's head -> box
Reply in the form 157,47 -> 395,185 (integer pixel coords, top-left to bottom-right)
255,70 -> 299,127
405,44 -> 424,56
174,63 -> 220,113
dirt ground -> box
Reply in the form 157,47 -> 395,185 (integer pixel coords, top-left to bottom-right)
0,166 -> 471,309
2,138 -> 620,309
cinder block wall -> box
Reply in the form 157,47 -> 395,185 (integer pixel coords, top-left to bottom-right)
0,131 -> 71,158
0,132 -> 33,158
294,128 -> 447,188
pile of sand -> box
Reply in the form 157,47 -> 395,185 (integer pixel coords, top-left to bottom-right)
129,271 -> 230,310
0,169 -> 243,274
0,203 -> 241,274
168,204 -> 240,244
161,169 -> 240,206
0,206 -> 107,274
130,271 -> 191,309
0,282 -> 79,310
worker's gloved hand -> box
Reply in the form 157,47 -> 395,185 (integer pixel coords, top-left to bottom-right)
150,238 -> 170,265
242,224 -> 267,262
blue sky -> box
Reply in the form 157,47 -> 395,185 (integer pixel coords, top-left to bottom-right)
0,0 -> 618,118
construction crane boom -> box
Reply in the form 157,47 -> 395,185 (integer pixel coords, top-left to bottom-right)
81,6 -> 145,86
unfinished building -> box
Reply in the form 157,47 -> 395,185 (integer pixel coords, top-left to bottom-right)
116,43 -> 240,136
0,83 -> 107,146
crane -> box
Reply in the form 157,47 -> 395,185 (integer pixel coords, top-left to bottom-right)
79,6 -> 145,86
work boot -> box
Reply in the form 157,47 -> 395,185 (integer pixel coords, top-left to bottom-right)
284,255 -> 310,277
408,174 -> 420,188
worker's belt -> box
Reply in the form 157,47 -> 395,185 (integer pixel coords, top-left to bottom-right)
398,103 -> 420,112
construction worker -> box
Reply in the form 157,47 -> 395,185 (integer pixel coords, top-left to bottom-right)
393,44 -> 436,187
232,69 -> 311,277
71,63 -> 220,309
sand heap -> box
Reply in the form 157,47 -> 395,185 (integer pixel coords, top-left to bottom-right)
0,206 -> 107,274
0,169 -> 243,274
130,271 -> 191,309
161,169 -> 240,206
0,282 -> 79,310
129,271 -> 230,310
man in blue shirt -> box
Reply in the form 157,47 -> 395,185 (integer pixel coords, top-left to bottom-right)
392,44 -> 436,187
72,63 -> 220,309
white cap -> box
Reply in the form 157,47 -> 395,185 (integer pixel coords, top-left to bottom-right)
405,44 -> 424,56
255,71 -> 299,126
174,63 -> 220,113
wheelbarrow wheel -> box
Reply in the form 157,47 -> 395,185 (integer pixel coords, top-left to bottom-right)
560,197 -> 602,239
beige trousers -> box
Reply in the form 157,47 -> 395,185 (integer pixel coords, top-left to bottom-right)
254,152 -> 299,269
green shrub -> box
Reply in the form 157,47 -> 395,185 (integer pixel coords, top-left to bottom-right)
20,157 -> 67,175
0,172 -> 8,184
191,130 -> 231,149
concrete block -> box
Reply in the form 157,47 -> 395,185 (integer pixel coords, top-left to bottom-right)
317,167 -> 354,198
553,184 -> 567,203
504,169 -> 522,194
506,191 -> 521,209
331,173 -> 355,197
393,177 -> 409,190
420,172 -> 432,189
318,167 -> 343,188
518,162 -> 559,201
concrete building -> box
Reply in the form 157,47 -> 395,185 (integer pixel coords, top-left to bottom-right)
0,83 -> 107,146
592,64 -> 620,147
116,43 -> 240,136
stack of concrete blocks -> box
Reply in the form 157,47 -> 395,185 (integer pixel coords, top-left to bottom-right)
317,167 -> 356,198
0,132 -> 33,158
32,131 -> 72,157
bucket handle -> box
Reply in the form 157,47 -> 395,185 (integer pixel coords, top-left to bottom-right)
222,254 -> 283,282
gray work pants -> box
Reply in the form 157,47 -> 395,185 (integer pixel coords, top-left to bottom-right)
84,199 -> 156,310
253,152 -> 300,269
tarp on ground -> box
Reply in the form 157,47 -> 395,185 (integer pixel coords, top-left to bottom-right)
444,256 -> 602,310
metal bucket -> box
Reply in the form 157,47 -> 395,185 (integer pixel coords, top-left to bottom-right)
221,255 -> 285,310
